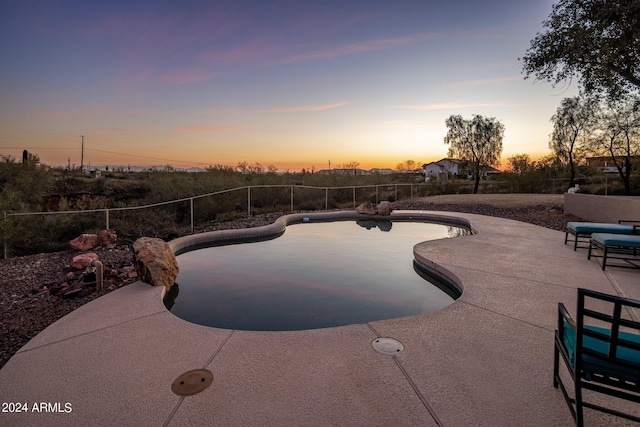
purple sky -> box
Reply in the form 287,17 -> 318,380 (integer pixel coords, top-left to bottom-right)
0,0 -> 576,171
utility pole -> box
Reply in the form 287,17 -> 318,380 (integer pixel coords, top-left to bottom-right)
80,135 -> 84,172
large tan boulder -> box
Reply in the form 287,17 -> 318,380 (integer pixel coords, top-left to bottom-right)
377,201 -> 393,216
356,202 -> 377,215
133,237 -> 179,291
356,201 -> 393,216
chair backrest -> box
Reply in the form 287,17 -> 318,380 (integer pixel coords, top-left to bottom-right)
576,288 -> 640,374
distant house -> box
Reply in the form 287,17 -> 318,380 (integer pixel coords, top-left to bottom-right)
369,168 -> 395,175
316,168 -> 369,175
586,156 -> 640,173
422,158 -> 469,179
422,158 -> 500,181
483,166 -> 502,179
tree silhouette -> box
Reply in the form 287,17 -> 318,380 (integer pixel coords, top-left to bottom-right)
521,0 -> 640,98
444,114 -> 504,194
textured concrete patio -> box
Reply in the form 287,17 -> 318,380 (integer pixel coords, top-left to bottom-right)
1,210 -> 638,426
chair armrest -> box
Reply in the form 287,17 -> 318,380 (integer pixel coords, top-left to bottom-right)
558,303 -> 576,328
557,303 -> 577,364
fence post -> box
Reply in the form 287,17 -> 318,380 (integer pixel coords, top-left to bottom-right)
106,209 -> 110,230
325,188 -> 328,211
353,187 -> 356,207
395,184 -> 398,202
410,184 -> 413,199
190,197 -> 194,234
3,211 -> 7,260
290,185 -> 294,211
248,187 -> 251,217
376,186 -> 379,204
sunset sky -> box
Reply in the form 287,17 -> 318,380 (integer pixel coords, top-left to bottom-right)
0,0 -> 578,171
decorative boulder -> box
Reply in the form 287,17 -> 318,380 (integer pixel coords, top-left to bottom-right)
133,237 -> 179,291
356,201 -> 393,216
98,229 -> 117,247
356,202 -> 377,215
70,234 -> 99,251
377,201 -> 393,216
70,253 -> 99,271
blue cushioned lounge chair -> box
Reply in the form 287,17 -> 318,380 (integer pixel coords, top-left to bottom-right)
588,233 -> 640,270
565,221 -> 639,251
554,288 -> 640,426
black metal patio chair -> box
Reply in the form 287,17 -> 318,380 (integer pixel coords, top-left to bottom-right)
553,288 -> 640,426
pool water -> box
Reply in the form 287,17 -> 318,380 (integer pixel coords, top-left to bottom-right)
168,220 -> 469,331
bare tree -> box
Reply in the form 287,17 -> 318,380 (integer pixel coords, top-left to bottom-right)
590,97 -> 640,194
338,161 -> 360,175
395,160 -> 418,172
444,114 -> 504,193
550,96 -> 598,187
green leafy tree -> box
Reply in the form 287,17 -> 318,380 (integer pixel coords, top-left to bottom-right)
550,96 -> 598,187
444,114 -> 504,194
521,0 -> 640,98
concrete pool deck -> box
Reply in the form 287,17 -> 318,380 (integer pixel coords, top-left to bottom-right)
1,210 -> 639,426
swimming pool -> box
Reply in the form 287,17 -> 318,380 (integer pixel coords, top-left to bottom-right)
167,216 -> 470,331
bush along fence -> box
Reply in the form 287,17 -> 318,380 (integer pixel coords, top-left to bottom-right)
3,183 -> 439,258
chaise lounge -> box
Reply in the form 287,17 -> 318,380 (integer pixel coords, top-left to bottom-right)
564,221 -> 639,251
588,233 -> 640,270
554,288 -> 640,426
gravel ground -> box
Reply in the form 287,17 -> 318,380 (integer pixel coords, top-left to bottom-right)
0,194 -> 577,368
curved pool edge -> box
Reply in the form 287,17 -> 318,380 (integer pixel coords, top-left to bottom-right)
167,209 -> 472,302
169,210 -> 473,255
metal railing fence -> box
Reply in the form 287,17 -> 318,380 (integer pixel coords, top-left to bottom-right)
3,183 -> 438,258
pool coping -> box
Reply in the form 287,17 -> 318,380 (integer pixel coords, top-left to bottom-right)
168,210 -> 474,255
1,210 -> 639,426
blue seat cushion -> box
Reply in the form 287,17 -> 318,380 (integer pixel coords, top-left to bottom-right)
591,233 -> 640,248
562,321 -> 640,382
567,222 -> 636,235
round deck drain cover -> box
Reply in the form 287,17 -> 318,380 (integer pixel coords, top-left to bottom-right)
171,369 -> 213,396
372,337 -> 404,354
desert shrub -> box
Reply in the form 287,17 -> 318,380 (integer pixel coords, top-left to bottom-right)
110,207 -> 184,243
0,154 -> 54,212
4,211 -> 103,256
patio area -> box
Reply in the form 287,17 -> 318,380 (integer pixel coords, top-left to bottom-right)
1,210 -> 638,426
